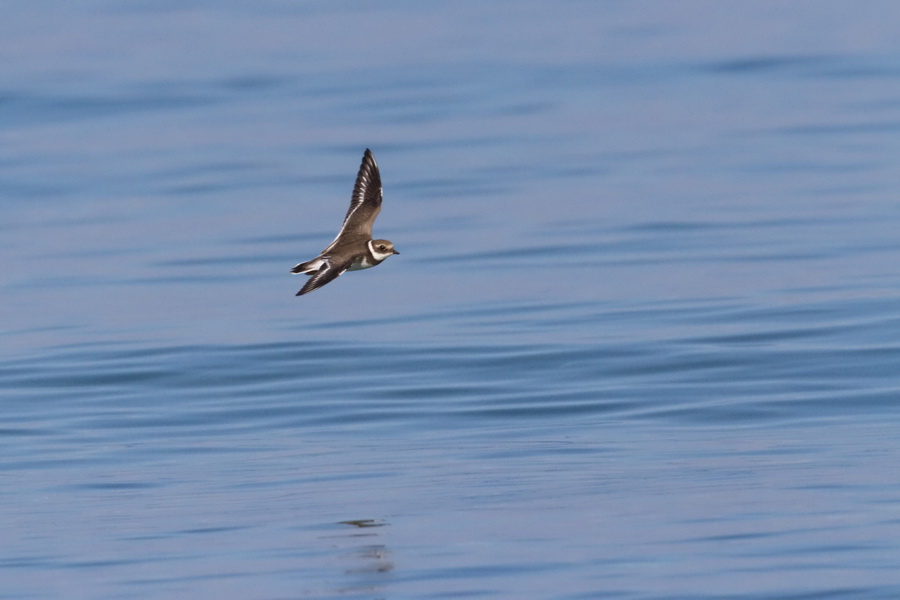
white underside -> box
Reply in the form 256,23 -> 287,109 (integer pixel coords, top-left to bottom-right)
347,261 -> 373,271
348,252 -> 377,271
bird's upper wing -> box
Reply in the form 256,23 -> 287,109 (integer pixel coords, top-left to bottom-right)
295,258 -> 349,296
323,149 -> 382,252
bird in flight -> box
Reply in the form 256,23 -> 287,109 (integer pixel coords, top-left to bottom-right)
291,149 -> 399,296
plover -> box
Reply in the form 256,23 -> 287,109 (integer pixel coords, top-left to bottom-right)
291,149 -> 398,296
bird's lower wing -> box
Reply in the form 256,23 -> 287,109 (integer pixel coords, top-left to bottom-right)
296,260 -> 348,296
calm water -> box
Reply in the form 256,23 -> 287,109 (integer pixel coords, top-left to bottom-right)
3,1 -> 900,598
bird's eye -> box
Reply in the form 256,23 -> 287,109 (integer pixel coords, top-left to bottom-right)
378,245 -> 386,251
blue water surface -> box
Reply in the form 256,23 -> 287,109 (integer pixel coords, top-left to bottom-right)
3,1 -> 900,598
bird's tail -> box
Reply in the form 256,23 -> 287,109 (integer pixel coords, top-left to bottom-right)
291,257 -> 324,275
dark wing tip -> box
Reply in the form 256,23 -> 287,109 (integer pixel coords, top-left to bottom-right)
362,148 -> 376,172
297,273 -> 322,296
353,148 -> 382,207
296,278 -> 318,296
360,148 -> 378,174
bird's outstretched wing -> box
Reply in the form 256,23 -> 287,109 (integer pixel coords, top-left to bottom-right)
295,258 -> 349,296
323,149 -> 382,252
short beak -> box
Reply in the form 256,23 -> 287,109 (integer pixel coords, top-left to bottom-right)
392,249 -> 400,255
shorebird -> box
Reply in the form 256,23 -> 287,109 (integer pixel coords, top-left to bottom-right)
291,149 -> 398,296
